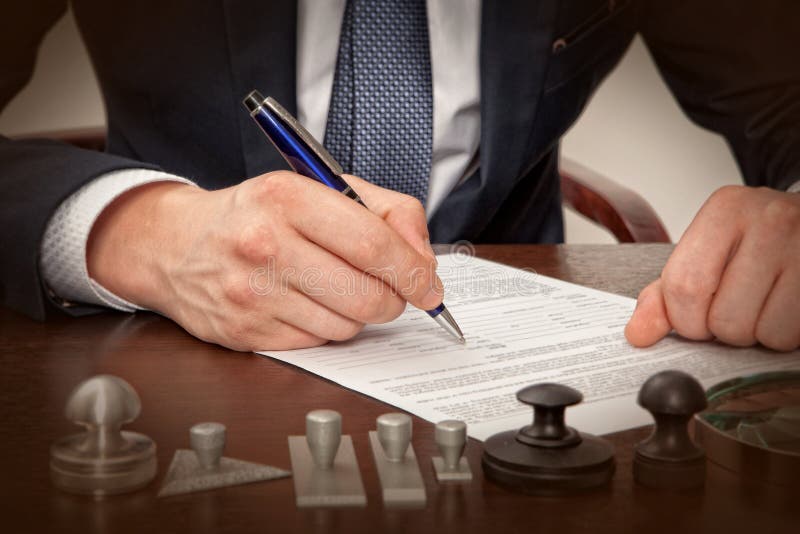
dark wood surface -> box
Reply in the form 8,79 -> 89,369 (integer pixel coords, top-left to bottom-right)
1,245 -> 795,534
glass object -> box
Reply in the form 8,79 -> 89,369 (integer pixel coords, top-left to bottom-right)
695,370 -> 800,487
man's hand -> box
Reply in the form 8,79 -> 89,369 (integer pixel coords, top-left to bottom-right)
626,185 -> 800,351
87,172 -> 441,351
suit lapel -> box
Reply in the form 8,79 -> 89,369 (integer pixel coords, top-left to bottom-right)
222,0 -> 298,177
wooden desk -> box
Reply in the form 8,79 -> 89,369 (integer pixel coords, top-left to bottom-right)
1,245 -> 795,534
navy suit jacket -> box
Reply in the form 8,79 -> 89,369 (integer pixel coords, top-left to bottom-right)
2,0 -> 799,320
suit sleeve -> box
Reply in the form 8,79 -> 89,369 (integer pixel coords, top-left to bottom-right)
640,0 -> 800,191
0,1 -> 162,320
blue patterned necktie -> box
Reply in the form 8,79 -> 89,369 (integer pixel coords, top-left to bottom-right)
324,0 -> 433,205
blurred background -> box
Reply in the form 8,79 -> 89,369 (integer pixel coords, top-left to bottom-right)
0,8 -> 743,244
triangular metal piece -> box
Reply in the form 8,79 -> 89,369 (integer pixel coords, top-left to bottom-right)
158,449 -> 291,497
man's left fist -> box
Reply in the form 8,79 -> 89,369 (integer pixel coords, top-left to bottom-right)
626,185 -> 800,352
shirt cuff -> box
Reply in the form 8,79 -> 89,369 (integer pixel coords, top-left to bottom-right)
40,169 -> 197,312
787,180 -> 800,194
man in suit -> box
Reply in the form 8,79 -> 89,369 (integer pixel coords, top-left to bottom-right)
1,0 -> 798,351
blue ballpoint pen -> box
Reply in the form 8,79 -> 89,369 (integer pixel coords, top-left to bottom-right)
243,90 -> 465,343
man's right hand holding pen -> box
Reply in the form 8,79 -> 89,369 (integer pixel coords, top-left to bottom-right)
85,172 -> 443,351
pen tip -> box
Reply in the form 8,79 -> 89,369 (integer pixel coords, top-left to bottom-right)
458,336 -> 466,345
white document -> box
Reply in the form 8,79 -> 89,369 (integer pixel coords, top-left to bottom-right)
259,254 -> 800,440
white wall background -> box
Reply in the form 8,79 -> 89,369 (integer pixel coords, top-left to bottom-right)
0,10 -> 743,244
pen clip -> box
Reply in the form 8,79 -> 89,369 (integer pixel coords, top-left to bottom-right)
257,96 -> 345,177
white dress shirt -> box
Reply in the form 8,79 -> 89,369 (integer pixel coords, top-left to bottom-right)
40,0 -> 482,310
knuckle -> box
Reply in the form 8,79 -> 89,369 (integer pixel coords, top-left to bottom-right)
708,184 -> 745,207
661,270 -> 714,301
761,196 -> 800,234
236,223 -> 277,262
706,306 -> 754,347
221,275 -> 253,307
400,194 -> 427,218
252,171 -> 297,204
400,196 -> 431,240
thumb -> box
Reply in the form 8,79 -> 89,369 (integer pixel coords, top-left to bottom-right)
625,278 -> 673,347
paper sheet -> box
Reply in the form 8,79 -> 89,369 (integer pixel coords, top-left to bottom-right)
259,254 -> 800,440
